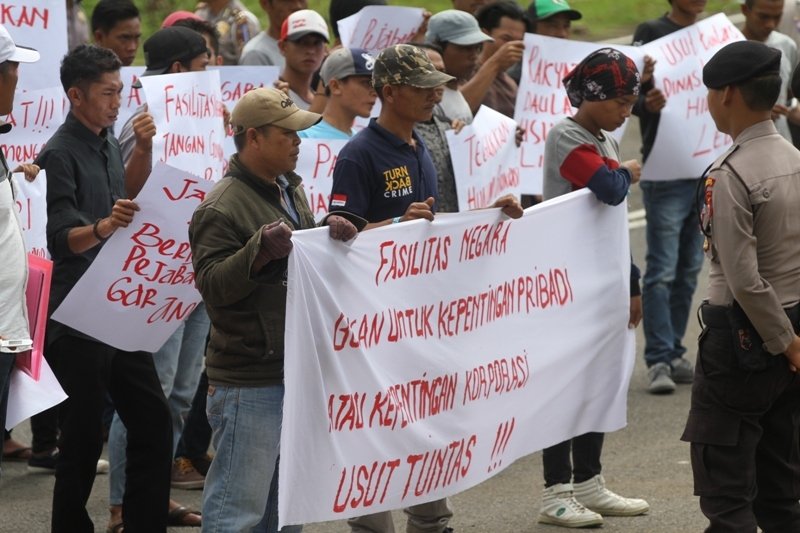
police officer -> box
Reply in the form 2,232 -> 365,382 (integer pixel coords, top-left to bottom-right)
681,40 -> 800,532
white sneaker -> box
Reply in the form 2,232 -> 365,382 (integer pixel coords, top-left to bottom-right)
573,475 -> 649,516
96,459 -> 109,475
538,482 -> 604,528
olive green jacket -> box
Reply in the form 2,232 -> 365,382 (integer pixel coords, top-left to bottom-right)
189,154 -> 316,386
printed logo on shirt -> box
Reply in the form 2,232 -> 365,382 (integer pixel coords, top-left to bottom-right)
382,165 -> 413,198
331,193 -> 347,207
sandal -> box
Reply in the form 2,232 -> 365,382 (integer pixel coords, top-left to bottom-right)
167,505 -> 202,528
106,523 -> 124,533
3,439 -> 32,462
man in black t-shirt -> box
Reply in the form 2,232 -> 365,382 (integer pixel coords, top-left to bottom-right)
632,0 -> 706,395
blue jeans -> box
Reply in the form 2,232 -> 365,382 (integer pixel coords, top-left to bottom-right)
640,179 -> 704,367
202,384 -> 301,533
109,304 -> 209,504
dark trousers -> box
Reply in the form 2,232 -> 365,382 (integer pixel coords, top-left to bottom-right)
682,322 -> 800,533
175,368 -> 211,461
542,432 -> 604,487
0,353 -> 15,474
30,405 -> 59,454
48,335 -> 172,533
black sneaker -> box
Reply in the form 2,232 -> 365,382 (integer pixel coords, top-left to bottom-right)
27,448 -> 58,474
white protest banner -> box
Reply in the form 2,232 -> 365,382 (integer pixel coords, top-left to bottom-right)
447,105 -> 520,211
296,138 -> 347,222
2,2 -> 67,91
213,65 -> 281,159
51,163 -> 213,353
1,86 -> 66,168
116,66 -> 146,135
11,170 -> 47,258
514,35 -> 643,194
140,70 -> 226,182
639,14 -> 742,181
280,189 -> 635,526
6,358 -> 66,430
338,6 -> 424,53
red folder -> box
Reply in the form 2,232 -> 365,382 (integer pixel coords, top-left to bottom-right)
16,253 -> 52,381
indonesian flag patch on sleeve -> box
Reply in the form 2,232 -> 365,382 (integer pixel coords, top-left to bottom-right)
331,193 -> 347,207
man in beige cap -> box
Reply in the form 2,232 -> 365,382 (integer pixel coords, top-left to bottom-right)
189,87 -> 361,532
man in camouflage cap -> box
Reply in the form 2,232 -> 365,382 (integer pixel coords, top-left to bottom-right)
329,43 -> 455,532
329,43 -> 452,227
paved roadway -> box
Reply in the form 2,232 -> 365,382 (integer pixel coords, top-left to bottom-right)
0,116 -> 714,532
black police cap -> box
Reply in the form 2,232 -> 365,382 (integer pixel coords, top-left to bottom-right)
703,40 -> 781,90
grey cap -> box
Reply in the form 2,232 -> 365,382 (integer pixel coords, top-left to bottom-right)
425,10 -> 494,46
321,47 -> 375,86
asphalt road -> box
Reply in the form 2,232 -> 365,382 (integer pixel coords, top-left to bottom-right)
0,116 -> 713,532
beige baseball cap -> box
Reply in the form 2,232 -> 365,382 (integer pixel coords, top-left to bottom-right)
230,88 -> 321,134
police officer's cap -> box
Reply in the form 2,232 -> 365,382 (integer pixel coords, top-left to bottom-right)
703,41 -> 781,89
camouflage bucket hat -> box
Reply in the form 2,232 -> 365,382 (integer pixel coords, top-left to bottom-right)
372,44 -> 455,89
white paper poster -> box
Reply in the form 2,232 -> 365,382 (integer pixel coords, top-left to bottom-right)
213,65 -> 281,159
514,35 -> 642,195
116,66 -> 146,135
140,70 -> 226,182
296,138 -> 347,222
2,2 -> 68,91
338,6 -> 425,53
639,14 -> 742,180
447,106 -> 521,211
51,163 -> 213,353
6,358 -> 66,430
11,170 -> 47,257
1,86 -> 66,168
280,189 -> 635,526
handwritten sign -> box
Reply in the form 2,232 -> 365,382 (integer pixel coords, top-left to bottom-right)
140,70 -> 226,182
212,65 -> 280,159
116,66 -> 146,135
514,35 -> 642,194
296,138 -> 347,222
338,6 -> 424,53
639,14 -> 742,180
2,1 -> 67,91
447,106 -> 520,211
51,163 -> 214,353
280,189 -> 634,525
11,170 -> 47,257
1,87 -> 66,168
